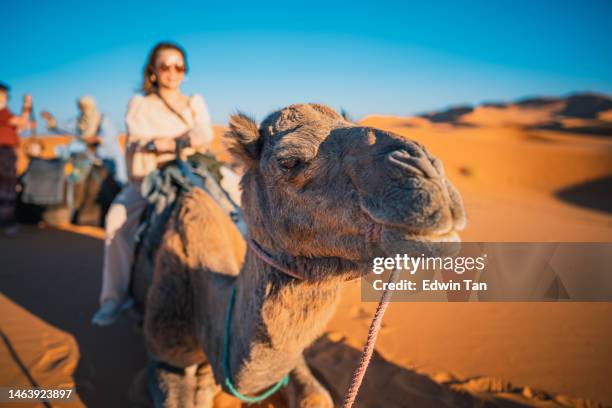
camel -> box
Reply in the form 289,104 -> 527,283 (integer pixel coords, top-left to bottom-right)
138,103 -> 466,407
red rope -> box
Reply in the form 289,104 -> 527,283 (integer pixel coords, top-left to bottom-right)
247,238 -> 306,280
342,268 -> 399,408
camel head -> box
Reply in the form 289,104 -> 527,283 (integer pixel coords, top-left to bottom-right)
225,104 -> 466,278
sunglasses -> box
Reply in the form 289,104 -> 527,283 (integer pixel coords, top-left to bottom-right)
157,63 -> 186,73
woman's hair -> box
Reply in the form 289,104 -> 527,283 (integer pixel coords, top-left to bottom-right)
141,42 -> 189,95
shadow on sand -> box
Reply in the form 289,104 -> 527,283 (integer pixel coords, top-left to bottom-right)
304,336 -> 550,408
555,176 -> 612,214
0,227 -> 148,408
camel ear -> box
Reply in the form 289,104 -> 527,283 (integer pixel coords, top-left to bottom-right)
225,112 -> 262,168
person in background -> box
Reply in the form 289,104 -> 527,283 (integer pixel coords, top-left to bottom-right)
0,83 -> 34,235
92,42 -> 214,325
41,96 -> 128,185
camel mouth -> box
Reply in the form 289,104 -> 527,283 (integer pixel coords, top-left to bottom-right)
409,229 -> 461,243
363,213 -> 461,244
359,198 -> 463,243
374,225 -> 462,259
363,216 -> 463,265
359,198 -> 464,257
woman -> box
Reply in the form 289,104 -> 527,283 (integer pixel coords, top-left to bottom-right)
92,42 -> 214,325
0,83 -> 33,235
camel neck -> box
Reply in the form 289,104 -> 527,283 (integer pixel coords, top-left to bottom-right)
225,249 -> 343,394
246,235 -> 369,282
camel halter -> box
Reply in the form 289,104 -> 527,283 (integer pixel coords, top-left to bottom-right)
247,238 -> 307,280
245,237 -> 399,408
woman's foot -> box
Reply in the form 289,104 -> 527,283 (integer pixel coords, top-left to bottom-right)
92,298 -> 133,326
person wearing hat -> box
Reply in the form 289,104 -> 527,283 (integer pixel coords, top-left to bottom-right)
41,95 -> 128,185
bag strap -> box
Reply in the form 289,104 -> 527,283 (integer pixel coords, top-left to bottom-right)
154,92 -> 195,128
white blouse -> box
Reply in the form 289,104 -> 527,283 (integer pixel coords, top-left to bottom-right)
125,93 -> 214,149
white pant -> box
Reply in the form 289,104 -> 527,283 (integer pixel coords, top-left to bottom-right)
100,182 -> 147,304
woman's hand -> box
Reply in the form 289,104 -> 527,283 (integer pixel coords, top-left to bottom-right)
187,130 -> 205,148
153,137 -> 176,153
22,94 -> 33,112
84,135 -> 103,146
40,111 -> 57,129
9,95 -> 35,130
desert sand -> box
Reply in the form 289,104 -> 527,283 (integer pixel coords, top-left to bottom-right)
1,94 -> 611,407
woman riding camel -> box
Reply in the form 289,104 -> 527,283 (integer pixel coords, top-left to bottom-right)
92,42 -> 215,325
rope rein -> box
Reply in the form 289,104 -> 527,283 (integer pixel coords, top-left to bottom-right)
342,267 -> 400,408
222,286 -> 290,403
245,237 -> 398,407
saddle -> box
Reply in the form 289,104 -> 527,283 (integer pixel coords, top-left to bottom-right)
129,152 -> 244,315
18,154 -> 119,226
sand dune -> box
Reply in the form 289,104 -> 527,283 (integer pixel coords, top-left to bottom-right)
417,93 -> 612,138
460,103 -> 564,127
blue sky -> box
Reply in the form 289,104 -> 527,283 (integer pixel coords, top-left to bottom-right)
3,0 -> 612,129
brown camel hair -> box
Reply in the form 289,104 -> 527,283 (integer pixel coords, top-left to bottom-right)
141,103 -> 466,407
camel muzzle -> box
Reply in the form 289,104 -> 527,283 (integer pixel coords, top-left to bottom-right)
344,130 -> 466,239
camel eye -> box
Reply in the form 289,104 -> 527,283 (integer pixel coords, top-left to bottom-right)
278,157 -> 300,171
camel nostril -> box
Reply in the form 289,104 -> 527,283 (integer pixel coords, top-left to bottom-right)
387,150 -> 423,176
387,149 -> 439,179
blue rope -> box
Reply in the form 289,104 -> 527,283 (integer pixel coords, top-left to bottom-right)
223,286 -> 289,404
